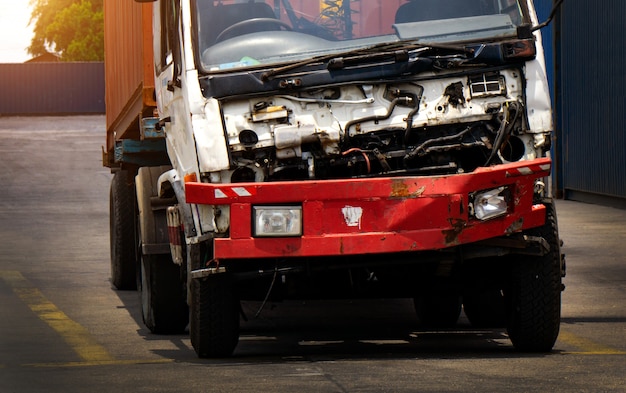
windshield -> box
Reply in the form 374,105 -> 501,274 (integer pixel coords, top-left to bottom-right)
195,0 -> 529,72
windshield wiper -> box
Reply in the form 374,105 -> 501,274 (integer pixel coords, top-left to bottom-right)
326,49 -> 410,70
260,41 -> 471,82
261,42 -> 412,82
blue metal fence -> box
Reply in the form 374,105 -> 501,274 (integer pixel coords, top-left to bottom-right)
557,0 -> 626,205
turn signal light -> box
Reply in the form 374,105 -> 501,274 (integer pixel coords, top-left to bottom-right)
184,172 -> 198,183
502,39 -> 536,60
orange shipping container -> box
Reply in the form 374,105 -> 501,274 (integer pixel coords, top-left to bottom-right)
104,0 -> 156,167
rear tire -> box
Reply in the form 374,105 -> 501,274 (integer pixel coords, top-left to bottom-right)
506,201 -> 562,352
109,170 -> 137,290
190,274 -> 240,358
463,290 -> 507,328
140,254 -> 189,334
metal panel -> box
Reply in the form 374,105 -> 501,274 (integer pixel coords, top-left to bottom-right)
534,0 -> 556,97
185,159 -> 550,258
533,0 -> 560,198
104,0 -> 155,156
0,63 -> 104,115
558,0 -> 626,203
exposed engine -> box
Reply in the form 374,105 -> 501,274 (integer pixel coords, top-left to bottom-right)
220,69 -> 544,183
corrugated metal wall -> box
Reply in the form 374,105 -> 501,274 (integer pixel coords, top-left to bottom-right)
0,62 -> 104,115
557,0 -> 626,205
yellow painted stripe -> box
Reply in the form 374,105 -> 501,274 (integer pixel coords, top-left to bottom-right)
26,359 -> 173,368
559,329 -> 626,355
1,271 -> 115,363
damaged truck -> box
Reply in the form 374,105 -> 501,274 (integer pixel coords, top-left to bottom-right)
105,0 -> 565,358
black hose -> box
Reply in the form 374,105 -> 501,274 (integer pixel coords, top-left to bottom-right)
485,102 -> 521,166
404,125 -> 474,163
344,96 -> 412,146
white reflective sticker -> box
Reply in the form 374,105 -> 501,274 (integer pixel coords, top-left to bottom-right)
232,187 -> 252,197
214,189 -> 227,199
342,206 -> 363,229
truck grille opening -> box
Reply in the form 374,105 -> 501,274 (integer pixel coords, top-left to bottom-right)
469,73 -> 506,98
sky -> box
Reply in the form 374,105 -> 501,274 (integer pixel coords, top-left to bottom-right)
0,1 -> 35,63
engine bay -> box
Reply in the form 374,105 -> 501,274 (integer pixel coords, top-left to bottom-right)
219,68 -> 546,183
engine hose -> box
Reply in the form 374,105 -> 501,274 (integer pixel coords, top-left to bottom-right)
485,102 -> 520,165
342,148 -> 372,173
344,96 -> 412,147
404,103 -> 421,144
404,125 -> 474,163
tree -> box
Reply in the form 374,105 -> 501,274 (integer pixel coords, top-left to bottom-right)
28,0 -> 104,61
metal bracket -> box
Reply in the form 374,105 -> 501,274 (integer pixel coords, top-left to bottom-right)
142,242 -> 171,255
113,139 -> 168,166
191,267 -> 227,279
140,117 -> 169,140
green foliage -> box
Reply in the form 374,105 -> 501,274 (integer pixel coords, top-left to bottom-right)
28,0 -> 104,61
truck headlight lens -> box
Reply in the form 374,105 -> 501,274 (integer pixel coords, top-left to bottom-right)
471,187 -> 509,221
253,206 -> 302,237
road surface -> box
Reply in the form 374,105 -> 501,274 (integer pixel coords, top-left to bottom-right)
0,116 -> 625,392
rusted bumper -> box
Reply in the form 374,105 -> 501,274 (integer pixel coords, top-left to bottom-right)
185,158 -> 551,259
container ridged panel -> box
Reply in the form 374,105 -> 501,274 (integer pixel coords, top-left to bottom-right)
104,0 -> 154,134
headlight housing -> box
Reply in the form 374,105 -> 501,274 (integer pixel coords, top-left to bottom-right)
253,206 -> 302,237
470,186 -> 510,221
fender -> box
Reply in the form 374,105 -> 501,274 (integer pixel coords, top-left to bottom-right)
157,169 -> 197,239
136,166 -> 172,256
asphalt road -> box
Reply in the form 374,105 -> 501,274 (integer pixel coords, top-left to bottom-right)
0,116 -> 625,392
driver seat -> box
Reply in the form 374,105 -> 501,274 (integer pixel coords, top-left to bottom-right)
203,2 -> 278,44
395,0 -> 482,23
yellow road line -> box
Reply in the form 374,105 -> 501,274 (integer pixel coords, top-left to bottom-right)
26,359 -> 173,368
1,271 -> 115,363
559,329 -> 626,355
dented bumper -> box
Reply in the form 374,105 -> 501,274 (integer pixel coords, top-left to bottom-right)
185,158 -> 551,259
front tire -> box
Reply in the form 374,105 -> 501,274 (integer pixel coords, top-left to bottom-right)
506,201 -> 562,352
190,274 -> 240,358
136,166 -> 188,334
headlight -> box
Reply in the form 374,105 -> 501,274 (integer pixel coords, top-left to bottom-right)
253,206 -> 302,237
470,187 -> 509,221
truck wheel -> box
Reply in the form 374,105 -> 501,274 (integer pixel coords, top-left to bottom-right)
414,294 -> 462,328
463,290 -> 507,328
109,170 -> 137,290
136,166 -> 188,334
190,274 -> 240,358
140,254 -> 189,334
506,202 -> 562,352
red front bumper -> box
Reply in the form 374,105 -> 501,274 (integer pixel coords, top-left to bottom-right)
185,158 -> 551,259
